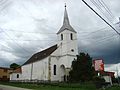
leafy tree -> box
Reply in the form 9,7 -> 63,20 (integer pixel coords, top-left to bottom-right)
10,63 -> 20,70
69,52 -> 95,82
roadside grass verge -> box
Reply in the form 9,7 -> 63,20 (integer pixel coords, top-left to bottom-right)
105,85 -> 120,90
0,82 -> 96,90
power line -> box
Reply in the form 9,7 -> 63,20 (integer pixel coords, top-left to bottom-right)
82,0 -> 120,36
90,0 -> 113,24
90,0 -> 110,20
0,28 -> 31,53
98,0 -> 114,18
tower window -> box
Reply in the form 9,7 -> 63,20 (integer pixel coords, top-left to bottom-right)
61,34 -> 63,40
53,65 -> 56,75
70,33 -> 73,40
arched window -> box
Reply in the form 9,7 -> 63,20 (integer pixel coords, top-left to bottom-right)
70,33 -> 73,40
17,74 -> 19,78
53,65 -> 56,75
61,34 -> 63,40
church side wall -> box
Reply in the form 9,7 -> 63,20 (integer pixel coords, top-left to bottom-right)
32,57 -> 49,80
50,56 -> 60,81
21,57 -> 49,81
21,64 -> 32,80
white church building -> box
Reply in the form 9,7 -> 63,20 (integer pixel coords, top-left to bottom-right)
10,5 -> 78,82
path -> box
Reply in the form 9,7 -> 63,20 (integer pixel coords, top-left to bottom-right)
0,84 -> 32,90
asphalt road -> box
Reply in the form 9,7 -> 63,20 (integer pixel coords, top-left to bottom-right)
0,85 -> 32,90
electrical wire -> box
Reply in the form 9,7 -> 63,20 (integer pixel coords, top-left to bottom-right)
0,28 -> 31,53
90,0 -> 113,24
98,0 -> 114,19
82,0 -> 120,36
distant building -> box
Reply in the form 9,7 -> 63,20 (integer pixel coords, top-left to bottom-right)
10,67 -> 22,81
93,59 -> 115,85
96,71 -> 115,78
0,67 -> 13,81
10,5 -> 78,82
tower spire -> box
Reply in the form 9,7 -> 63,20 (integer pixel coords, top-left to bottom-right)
63,3 -> 70,25
57,4 -> 76,34
65,3 -> 66,8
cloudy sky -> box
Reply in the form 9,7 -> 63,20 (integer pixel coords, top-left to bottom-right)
0,0 -> 120,69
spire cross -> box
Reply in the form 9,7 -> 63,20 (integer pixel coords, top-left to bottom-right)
65,3 -> 66,8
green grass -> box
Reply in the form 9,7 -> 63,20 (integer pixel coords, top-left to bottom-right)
106,85 -> 120,90
0,82 -> 96,90
0,82 -> 120,90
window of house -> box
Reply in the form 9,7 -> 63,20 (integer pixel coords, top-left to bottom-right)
61,34 -> 63,40
3,69 -> 7,72
70,33 -> 73,40
2,76 -> 7,79
17,74 -> 19,78
53,65 -> 56,75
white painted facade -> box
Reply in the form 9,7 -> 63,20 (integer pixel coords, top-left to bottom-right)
10,5 -> 78,82
21,57 -> 49,80
10,73 -> 22,81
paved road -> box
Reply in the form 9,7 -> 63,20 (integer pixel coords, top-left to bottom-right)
0,85 -> 32,90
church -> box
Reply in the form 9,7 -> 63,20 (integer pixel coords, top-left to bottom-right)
10,5 -> 78,82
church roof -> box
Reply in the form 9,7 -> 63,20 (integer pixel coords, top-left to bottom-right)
57,5 -> 76,34
23,45 -> 57,65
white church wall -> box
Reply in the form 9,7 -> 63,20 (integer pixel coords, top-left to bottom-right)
50,55 -> 76,81
10,73 -> 22,81
32,57 -> 49,80
58,56 -> 76,68
21,64 -> 32,80
21,57 -> 49,81
50,56 -> 60,81
57,30 -> 78,56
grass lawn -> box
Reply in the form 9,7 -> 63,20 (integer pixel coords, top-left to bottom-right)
0,82 -> 120,90
106,85 -> 120,90
0,82 -> 96,90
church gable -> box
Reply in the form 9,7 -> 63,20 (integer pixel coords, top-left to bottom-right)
23,45 -> 57,65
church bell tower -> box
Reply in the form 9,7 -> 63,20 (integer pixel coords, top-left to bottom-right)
57,5 -> 78,57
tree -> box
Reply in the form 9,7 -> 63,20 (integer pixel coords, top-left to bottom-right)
69,52 -> 95,82
10,63 -> 20,70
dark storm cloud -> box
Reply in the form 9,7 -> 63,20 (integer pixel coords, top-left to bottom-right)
78,24 -> 120,64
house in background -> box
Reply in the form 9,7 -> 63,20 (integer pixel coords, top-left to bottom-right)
10,67 -> 22,81
0,67 -> 13,81
10,5 -> 78,82
93,59 -> 115,85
